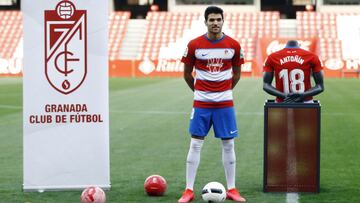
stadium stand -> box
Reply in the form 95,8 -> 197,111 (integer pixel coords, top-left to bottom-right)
0,10 -> 313,76
318,38 -> 343,61
108,11 -> 130,60
0,9 -> 358,77
137,11 -> 279,61
225,12 -> 279,60
226,12 -> 279,39
296,11 -> 360,62
296,12 -> 338,39
297,12 -> 340,61
0,11 -> 21,59
138,11 -> 201,60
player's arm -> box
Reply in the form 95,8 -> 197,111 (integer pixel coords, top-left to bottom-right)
292,71 -> 324,102
183,64 -> 194,92
232,65 -> 241,88
232,42 -> 243,89
263,71 -> 286,99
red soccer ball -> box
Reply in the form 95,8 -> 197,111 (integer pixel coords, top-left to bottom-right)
80,186 -> 106,203
144,175 -> 167,196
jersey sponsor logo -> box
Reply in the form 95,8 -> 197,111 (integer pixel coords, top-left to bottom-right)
206,58 -> 224,73
195,48 -> 234,60
45,0 -> 87,95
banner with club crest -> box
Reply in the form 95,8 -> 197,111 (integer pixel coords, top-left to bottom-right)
22,0 -> 110,191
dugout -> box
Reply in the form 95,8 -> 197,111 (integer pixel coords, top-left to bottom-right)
263,100 -> 320,193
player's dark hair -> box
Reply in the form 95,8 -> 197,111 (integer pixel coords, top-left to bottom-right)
204,6 -> 224,21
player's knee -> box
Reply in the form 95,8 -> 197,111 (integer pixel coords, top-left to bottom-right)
190,138 -> 204,152
190,142 -> 203,152
222,139 -> 234,153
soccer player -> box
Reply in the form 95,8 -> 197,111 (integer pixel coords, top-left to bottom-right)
263,40 -> 324,103
178,6 -> 246,203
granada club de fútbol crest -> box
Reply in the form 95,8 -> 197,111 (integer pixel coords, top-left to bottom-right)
45,0 -> 87,95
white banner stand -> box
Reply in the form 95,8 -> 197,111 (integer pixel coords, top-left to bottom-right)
23,0 -> 110,191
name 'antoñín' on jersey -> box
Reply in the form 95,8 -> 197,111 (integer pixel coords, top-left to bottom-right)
181,34 -> 244,108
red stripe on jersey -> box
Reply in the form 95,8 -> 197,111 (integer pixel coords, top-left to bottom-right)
195,79 -> 232,92
193,100 -> 234,108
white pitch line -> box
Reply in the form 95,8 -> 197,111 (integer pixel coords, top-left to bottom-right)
111,110 -> 188,115
0,105 -> 263,115
111,110 -> 264,115
0,104 -> 355,116
286,192 -> 299,203
0,104 -> 22,109
286,109 -> 299,203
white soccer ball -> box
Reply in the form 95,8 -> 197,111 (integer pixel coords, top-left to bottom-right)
80,186 -> 106,203
201,182 -> 226,203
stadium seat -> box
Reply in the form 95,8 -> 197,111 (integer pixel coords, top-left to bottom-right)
297,12 -> 360,61
319,38 -> 343,61
296,12 -> 339,39
0,11 -> 22,59
108,11 -> 130,60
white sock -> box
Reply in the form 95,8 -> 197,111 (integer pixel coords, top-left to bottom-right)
222,139 -> 236,189
185,138 -> 204,190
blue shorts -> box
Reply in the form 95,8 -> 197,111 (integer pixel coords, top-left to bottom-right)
189,107 -> 238,139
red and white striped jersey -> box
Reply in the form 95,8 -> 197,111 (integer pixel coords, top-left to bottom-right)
181,34 -> 244,108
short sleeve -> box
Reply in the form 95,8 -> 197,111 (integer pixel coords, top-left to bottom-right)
263,56 -> 274,72
232,42 -> 244,67
311,55 -> 323,73
181,41 -> 195,67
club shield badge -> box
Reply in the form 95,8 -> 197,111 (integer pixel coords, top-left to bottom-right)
45,0 -> 87,95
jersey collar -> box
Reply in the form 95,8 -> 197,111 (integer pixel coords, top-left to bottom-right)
285,45 -> 300,49
204,33 -> 225,43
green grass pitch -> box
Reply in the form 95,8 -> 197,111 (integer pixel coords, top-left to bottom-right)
0,77 -> 359,202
